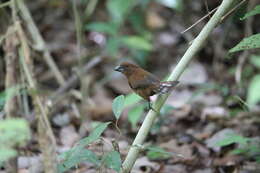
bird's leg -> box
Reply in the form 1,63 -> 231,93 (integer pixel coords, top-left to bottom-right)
148,101 -> 158,113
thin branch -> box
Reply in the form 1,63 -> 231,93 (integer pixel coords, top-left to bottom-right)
0,1 -> 11,8
16,0 -> 66,85
181,6 -> 218,34
220,0 -> 247,22
121,0 -> 235,172
17,21 -> 58,173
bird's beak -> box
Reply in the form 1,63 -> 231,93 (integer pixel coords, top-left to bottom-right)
114,65 -> 123,72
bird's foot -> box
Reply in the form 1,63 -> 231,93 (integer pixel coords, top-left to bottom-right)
148,102 -> 159,113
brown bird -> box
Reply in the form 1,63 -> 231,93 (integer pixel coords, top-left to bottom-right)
114,62 -> 179,111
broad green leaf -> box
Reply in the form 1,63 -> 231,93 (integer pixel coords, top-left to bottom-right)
216,134 -> 249,147
79,122 -> 110,146
107,0 -> 133,24
58,149 -> 100,173
250,55 -> 260,69
241,5 -> 260,20
122,36 -> 153,51
102,151 -> 121,172
124,93 -> 142,107
128,104 -> 145,129
229,34 -> 260,53
86,22 -> 117,35
247,75 -> 260,106
112,95 -> 125,119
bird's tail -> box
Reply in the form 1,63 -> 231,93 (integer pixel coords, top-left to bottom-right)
155,81 -> 179,94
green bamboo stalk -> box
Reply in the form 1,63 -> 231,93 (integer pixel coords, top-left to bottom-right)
121,0 -> 235,172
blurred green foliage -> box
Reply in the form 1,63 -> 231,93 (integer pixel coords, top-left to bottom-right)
0,86 -> 21,111
58,122 -> 122,172
229,4 -> 260,107
85,0 -> 153,65
0,119 -> 30,164
216,132 -> 260,163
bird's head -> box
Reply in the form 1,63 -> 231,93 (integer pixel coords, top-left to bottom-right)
114,62 -> 138,76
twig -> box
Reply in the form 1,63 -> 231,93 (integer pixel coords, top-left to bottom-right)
3,24 -> 19,173
49,56 -> 102,104
181,6 -> 218,34
16,0 -> 65,85
0,1 -> 11,8
121,0 -> 235,172
17,21 -> 58,173
204,0 -> 211,18
220,0 -> 247,22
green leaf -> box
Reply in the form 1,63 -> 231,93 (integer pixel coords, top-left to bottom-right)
146,146 -> 171,160
79,122 -> 111,146
0,119 -> 30,146
107,0 -> 133,24
58,122 -> 110,172
128,104 -> 145,129
250,55 -> 260,69
85,22 -> 117,35
247,74 -> 260,106
241,5 -> 260,20
105,37 -> 121,55
0,148 -> 17,163
231,148 -> 248,155
0,119 -> 30,163
124,93 -> 142,107
58,149 -> 100,173
102,151 -> 121,172
229,33 -> 260,52
216,134 -> 249,147
122,36 -> 153,51
0,85 -> 21,110
112,95 -> 125,119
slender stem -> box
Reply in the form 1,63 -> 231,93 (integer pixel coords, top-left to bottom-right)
17,0 -> 66,85
121,0 -> 235,172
